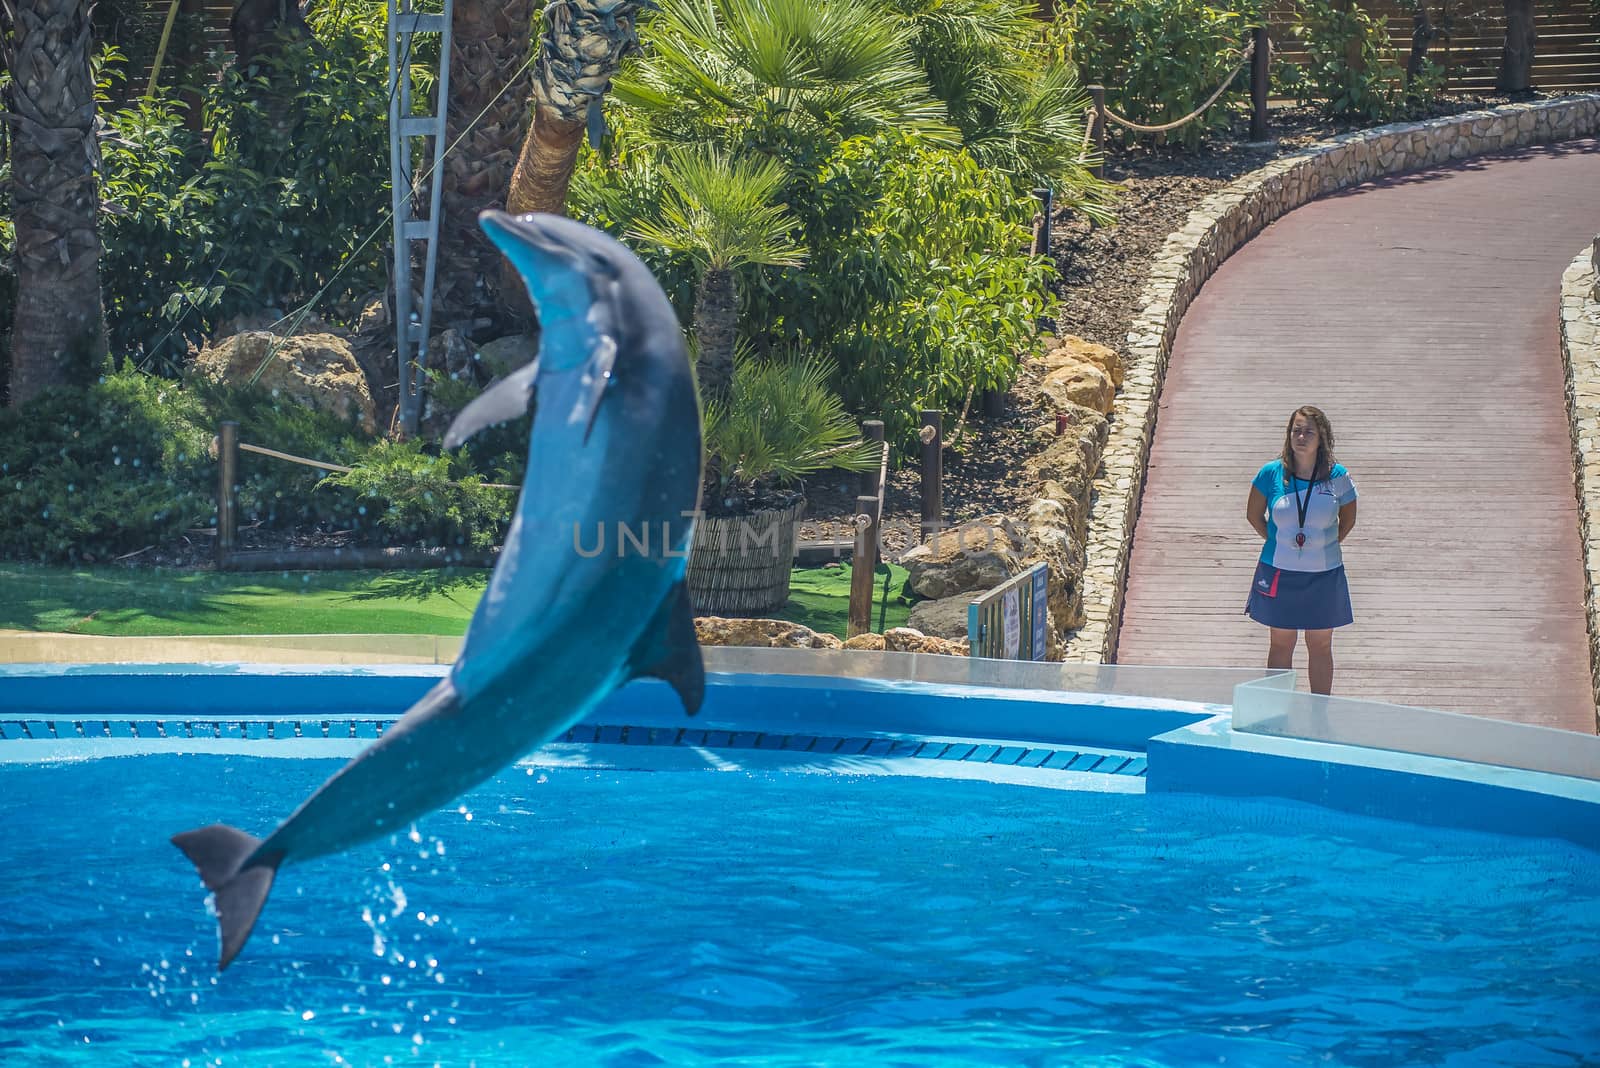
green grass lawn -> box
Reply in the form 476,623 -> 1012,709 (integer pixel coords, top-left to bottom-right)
0,561 -> 909,640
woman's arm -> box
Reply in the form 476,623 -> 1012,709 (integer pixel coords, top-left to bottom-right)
1246,487 -> 1268,540
1338,500 -> 1357,543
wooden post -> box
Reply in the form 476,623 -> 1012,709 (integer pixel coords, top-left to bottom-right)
859,419 -> 885,501
847,495 -> 880,639
1088,85 -> 1106,179
1250,26 -> 1270,142
919,410 -> 942,544
217,420 -> 239,568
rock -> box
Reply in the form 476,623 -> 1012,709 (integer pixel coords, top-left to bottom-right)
1021,501 -> 1086,632
900,515 -> 1029,600
842,633 -> 886,651
906,593 -> 973,640
1039,355 -> 1114,415
883,627 -> 969,656
194,330 -> 378,435
1042,334 -> 1124,388
428,328 -> 476,384
476,334 -> 539,376
693,616 -> 843,650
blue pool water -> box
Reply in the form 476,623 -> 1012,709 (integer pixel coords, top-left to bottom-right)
2,754 -> 1597,1067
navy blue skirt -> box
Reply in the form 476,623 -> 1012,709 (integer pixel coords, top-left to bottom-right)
1245,561 -> 1353,630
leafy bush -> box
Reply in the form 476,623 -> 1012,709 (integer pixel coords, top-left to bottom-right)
0,365 -> 214,561
1050,0 -> 1257,149
95,9 -> 391,373
754,133 -> 1057,445
883,0 -> 1111,214
703,351 -> 880,509
321,439 -> 514,550
0,364 -> 522,562
1279,0 -> 1408,119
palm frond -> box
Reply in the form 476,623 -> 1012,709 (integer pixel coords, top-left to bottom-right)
626,146 -> 806,271
705,348 -> 880,491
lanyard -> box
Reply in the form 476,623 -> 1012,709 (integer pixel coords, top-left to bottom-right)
1289,467 -> 1315,548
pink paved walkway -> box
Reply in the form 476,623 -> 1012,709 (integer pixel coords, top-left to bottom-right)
1115,139 -> 1600,733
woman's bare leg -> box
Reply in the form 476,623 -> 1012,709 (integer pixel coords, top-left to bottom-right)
1303,628 -> 1334,694
1267,627 -> 1296,671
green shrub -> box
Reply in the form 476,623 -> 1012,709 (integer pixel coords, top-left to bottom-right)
95,11 -> 391,373
0,363 -> 523,561
883,0 -> 1111,215
0,365 -> 214,561
1279,0 -> 1406,119
321,439 -> 515,550
703,351 -> 880,507
1050,0 -> 1258,149
759,133 -> 1057,445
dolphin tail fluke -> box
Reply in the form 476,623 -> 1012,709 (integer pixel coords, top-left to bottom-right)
629,579 -> 705,716
172,824 -> 284,972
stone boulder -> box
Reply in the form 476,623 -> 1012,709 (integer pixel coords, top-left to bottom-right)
1038,355 -> 1114,415
900,515 -> 1029,600
694,616 -> 843,650
475,333 -> 539,376
1042,334 -> 1124,388
195,330 -> 378,435
883,627 -> 970,656
1022,497 -> 1085,633
842,633 -> 886,651
906,593 -> 973,640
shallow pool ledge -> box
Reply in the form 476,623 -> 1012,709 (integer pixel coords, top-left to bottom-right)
1148,717 -> 1600,852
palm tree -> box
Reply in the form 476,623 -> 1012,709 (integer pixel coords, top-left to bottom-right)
436,0 -> 536,319
611,0 -> 951,151
627,147 -> 805,405
2,0 -> 106,407
504,0 -> 647,219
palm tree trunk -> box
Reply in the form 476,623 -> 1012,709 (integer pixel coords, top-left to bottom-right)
436,0 -> 536,324
4,0 -> 106,407
1496,0 -> 1536,94
694,267 -> 738,405
504,0 -> 646,216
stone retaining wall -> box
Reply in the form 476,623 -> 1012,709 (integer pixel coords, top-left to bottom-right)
1560,236 -> 1600,728
1059,95 -> 1600,663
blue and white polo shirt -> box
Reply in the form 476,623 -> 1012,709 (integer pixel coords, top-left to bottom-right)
1253,459 -> 1357,573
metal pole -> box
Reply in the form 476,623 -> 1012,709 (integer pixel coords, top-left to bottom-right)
217,421 -> 239,568
1250,26 -> 1270,142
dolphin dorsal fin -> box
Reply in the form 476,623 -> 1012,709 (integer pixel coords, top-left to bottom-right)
629,580 -> 704,716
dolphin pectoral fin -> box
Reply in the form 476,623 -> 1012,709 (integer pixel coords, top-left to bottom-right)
172,824 -> 285,972
580,334 -> 618,445
629,580 -> 705,716
443,354 -> 541,450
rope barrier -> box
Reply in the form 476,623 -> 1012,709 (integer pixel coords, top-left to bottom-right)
1099,39 -> 1255,135
225,439 -> 520,491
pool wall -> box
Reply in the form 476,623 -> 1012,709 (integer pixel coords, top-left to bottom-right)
2,659 -> 1597,852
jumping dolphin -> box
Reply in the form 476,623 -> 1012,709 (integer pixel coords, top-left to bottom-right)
174,211 -> 705,971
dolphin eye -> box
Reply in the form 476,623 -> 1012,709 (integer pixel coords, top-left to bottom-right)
586,253 -> 619,281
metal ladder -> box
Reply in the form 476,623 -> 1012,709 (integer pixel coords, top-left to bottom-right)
386,0 -> 453,438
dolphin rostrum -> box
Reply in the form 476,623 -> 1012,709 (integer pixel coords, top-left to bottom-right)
174,211 -> 705,970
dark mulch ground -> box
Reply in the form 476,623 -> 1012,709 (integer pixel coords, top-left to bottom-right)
797,96 -> 1524,559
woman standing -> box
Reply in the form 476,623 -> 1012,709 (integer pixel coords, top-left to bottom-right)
1245,405 -> 1358,694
